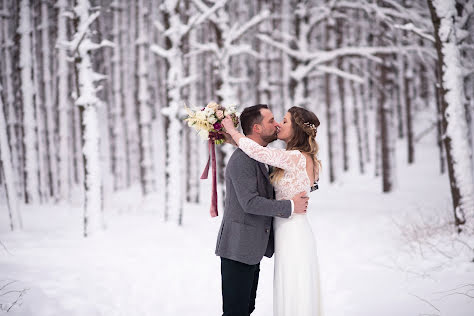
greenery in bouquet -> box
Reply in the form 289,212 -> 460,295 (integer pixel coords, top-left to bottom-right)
184,102 -> 239,145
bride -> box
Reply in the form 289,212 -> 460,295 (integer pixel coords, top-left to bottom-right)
222,106 -> 322,316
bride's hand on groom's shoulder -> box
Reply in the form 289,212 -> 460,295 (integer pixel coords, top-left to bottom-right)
221,131 -> 238,147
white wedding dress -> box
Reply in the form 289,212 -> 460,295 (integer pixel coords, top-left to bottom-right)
239,137 -> 322,316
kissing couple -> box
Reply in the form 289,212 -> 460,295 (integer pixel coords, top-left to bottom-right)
215,104 -> 322,316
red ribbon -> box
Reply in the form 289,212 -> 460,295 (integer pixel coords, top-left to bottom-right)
200,139 -> 218,217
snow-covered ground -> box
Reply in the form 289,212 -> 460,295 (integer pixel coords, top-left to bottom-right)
1,142 -> 473,316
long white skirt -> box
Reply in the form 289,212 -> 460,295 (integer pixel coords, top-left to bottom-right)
273,213 -> 322,316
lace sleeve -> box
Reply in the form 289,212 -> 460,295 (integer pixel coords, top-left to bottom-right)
238,137 -> 302,171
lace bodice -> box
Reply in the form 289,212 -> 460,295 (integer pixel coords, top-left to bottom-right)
238,137 -> 311,200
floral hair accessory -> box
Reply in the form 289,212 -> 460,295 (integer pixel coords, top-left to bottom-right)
303,121 -> 317,133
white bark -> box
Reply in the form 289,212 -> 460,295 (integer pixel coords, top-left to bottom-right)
32,6 -> 49,202
0,85 -> 22,230
281,0 -> 292,110
70,0 -> 110,236
110,0 -> 127,190
124,0 -> 139,186
56,0 -> 71,202
257,1 -> 271,104
1,0 -> 22,201
152,117 -> 166,208
433,0 -> 474,221
41,0 -> 58,200
136,0 -> 154,195
188,26 -> 200,203
151,0 -> 221,223
19,0 -> 40,203
428,0 -> 474,230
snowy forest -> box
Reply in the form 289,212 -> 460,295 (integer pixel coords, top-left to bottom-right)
0,0 -> 474,315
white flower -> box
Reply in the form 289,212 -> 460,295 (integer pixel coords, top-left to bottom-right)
198,129 -> 209,140
195,111 -> 206,121
208,115 -> 217,124
203,107 -> 214,117
207,102 -> 219,110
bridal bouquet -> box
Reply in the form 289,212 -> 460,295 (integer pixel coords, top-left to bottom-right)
184,102 -> 240,218
184,102 -> 239,144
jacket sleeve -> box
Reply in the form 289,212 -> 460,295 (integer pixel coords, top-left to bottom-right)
228,155 -> 291,218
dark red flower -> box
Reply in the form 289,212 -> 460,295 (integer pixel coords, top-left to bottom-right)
213,122 -> 222,131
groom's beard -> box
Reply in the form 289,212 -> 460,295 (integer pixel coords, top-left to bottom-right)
261,131 -> 278,144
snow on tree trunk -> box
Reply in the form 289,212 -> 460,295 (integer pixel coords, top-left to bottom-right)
152,0 -> 226,223
32,5 -> 49,202
110,0 -> 127,191
40,0 -> 58,201
336,19 -> 348,172
280,0 -> 292,111
256,1 -> 271,104
56,0 -> 71,202
188,26 -> 200,203
69,0 -> 111,236
192,1 -> 270,203
136,0 -> 154,196
151,3 -> 184,224
18,0 -> 40,204
427,0 -> 474,231
324,22 -> 336,183
152,115 -> 166,208
350,62 -> 365,174
1,0 -> 22,202
124,0 -> 139,187
0,84 -> 22,230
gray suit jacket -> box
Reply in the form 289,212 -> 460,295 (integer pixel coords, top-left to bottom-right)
215,148 -> 292,265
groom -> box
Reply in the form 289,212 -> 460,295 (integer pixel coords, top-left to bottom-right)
215,104 -> 309,316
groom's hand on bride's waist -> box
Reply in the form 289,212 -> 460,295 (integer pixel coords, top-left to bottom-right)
292,192 -> 309,214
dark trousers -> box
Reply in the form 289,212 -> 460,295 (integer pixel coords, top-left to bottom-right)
221,257 -> 260,316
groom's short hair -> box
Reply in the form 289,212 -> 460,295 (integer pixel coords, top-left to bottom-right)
240,104 -> 269,136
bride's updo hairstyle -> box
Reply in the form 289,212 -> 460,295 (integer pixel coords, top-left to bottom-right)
270,106 -> 321,184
